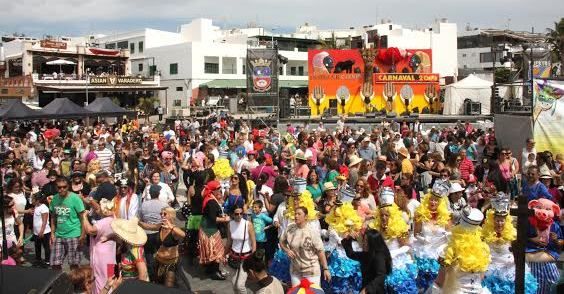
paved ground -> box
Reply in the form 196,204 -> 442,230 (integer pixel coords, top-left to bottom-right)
20,177 -> 236,293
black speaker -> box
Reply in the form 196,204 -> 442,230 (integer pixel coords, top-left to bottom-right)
410,112 -> 420,118
328,99 -> 338,116
366,112 -> 377,119
279,97 -> 290,118
0,266 -> 73,294
114,279 -> 186,294
386,112 -> 397,118
464,100 -> 481,115
279,89 -> 291,118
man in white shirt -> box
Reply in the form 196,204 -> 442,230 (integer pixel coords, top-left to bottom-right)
94,141 -> 114,172
27,131 -> 38,143
33,149 -> 46,170
163,125 -> 176,141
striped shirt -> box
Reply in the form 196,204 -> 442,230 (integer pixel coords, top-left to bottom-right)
94,148 -> 114,171
459,158 -> 474,182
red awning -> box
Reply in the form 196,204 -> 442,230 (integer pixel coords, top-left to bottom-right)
89,48 -> 120,56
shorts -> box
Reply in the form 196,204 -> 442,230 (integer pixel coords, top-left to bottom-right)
50,237 -> 81,266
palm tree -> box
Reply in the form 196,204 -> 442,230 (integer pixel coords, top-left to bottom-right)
136,96 -> 159,123
547,18 -> 564,76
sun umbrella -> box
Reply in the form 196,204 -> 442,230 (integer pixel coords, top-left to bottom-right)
46,59 -> 76,74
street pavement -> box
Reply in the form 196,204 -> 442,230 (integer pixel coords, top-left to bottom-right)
20,179 -> 236,293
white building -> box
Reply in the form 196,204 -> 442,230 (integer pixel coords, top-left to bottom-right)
93,18 -> 458,116
293,19 -> 458,80
457,28 -> 545,79
95,19 -> 312,115
1,36 -> 163,106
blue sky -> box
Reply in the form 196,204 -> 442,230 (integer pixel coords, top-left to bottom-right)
0,0 -> 562,37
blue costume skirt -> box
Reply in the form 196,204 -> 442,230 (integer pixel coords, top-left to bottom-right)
482,269 -> 538,294
321,250 -> 362,294
385,263 -> 418,294
269,248 -> 291,284
414,257 -> 440,291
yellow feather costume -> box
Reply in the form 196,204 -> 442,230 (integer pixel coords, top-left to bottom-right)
325,202 -> 363,235
443,225 -> 491,273
369,204 -> 409,240
481,211 -> 516,244
415,192 -> 451,227
285,190 -> 318,220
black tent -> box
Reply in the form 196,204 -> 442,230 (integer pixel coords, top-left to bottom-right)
84,97 -> 135,117
0,100 -> 45,120
40,98 -> 96,118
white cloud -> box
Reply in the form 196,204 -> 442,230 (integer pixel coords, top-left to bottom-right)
0,0 -> 561,35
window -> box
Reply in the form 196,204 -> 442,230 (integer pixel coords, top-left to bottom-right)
204,62 -> 219,74
290,67 -> 296,76
462,53 -> 467,57
129,43 -> 135,54
117,41 -> 128,49
242,64 -> 246,75
279,67 -> 283,75
105,43 -> 116,49
298,66 -> 304,76
169,63 -> 178,75
176,86 -> 183,91
138,41 -> 144,53
149,65 -> 157,76
173,99 -> 182,107
138,63 -> 143,72
479,52 -> 503,63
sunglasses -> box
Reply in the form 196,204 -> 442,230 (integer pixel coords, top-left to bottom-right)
233,212 -> 243,216
57,185 -> 68,190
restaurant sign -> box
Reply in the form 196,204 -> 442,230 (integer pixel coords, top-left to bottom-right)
40,40 -> 68,50
89,76 -> 142,85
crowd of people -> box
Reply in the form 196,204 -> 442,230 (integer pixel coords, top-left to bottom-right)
0,115 -> 563,294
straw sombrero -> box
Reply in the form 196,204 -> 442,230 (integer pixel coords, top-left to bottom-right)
110,217 -> 147,246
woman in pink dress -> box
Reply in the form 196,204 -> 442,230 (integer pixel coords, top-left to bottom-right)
82,199 -> 117,294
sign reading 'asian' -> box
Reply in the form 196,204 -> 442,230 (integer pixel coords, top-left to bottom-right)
89,76 -> 142,85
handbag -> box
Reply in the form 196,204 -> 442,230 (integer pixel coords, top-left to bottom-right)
228,220 -> 247,269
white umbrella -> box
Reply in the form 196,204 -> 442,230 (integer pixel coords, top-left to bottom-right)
46,59 -> 76,75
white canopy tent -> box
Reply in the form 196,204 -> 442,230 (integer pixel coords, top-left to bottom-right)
443,74 -> 492,115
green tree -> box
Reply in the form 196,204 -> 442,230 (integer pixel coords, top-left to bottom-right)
547,18 -> 564,75
494,68 -> 511,83
136,96 -> 159,123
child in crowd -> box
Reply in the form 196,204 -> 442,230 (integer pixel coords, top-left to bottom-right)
523,153 -> 536,175
32,193 -> 51,267
250,200 -> 272,252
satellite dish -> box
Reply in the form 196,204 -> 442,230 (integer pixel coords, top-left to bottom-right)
400,85 -> 414,103
336,85 -> 351,103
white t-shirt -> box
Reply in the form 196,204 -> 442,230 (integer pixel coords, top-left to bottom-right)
33,204 -> 51,235
163,129 -> 176,140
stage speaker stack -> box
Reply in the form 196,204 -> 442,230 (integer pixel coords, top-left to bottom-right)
329,99 -> 338,117
0,266 -> 73,294
279,89 -> 291,118
464,99 -> 481,115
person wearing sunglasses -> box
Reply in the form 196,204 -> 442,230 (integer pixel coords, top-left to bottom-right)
226,205 -> 256,292
49,177 -> 86,270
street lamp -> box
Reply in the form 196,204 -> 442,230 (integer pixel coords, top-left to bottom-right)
85,68 -> 90,106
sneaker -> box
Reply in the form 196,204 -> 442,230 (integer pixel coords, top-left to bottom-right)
210,272 -> 226,281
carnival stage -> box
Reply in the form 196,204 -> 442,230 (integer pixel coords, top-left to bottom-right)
225,113 -> 494,127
